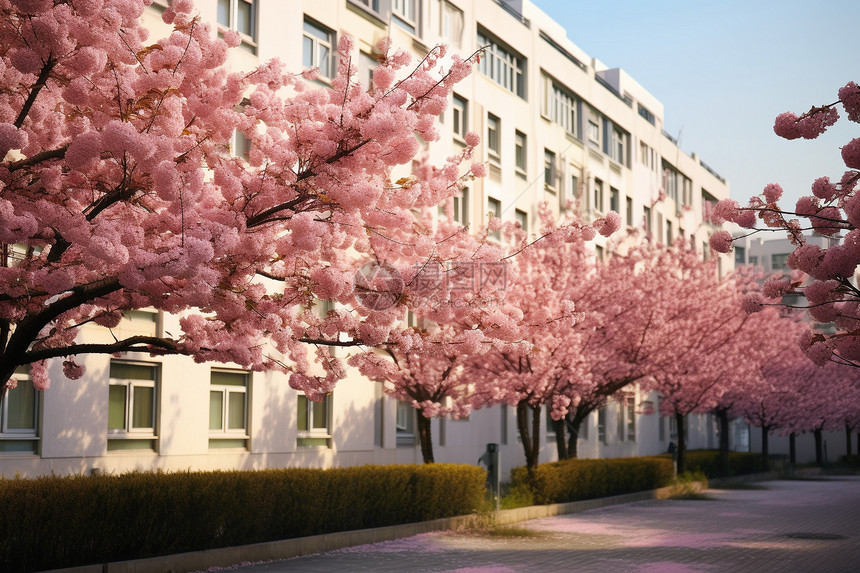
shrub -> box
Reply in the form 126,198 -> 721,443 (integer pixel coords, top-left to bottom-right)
0,464 -> 485,572
656,450 -> 767,477
509,456 -> 674,505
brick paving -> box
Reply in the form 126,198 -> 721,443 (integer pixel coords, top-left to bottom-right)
220,476 -> 860,573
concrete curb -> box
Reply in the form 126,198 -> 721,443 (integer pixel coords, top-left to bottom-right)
46,472 -> 809,573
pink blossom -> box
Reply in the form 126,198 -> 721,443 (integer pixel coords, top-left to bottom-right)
0,123 -> 27,158
811,177 -> 839,201
30,361 -> 50,391
710,199 -> 738,225
5,378 -> 18,391
774,108 -> 838,140
794,196 -> 819,217
762,277 -> 792,299
762,183 -> 783,204
740,293 -> 763,314
841,137 -> 860,169
594,211 -> 622,237
222,29 -> 241,48
470,162 -> 487,178
839,81 -> 860,122
708,230 -> 733,253
464,131 -> 480,147
62,359 -> 86,380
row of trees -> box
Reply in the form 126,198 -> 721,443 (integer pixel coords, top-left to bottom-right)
2,0 -> 856,475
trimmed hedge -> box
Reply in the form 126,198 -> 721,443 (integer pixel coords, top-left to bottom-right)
0,464 -> 485,572
510,456 -> 674,505
656,450 -> 767,477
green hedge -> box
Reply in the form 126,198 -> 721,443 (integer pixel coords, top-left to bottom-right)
0,464 -> 485,572
510,457 -> 674,505
656,450 -> 767,477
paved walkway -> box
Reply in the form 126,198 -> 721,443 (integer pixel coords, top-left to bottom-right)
216,476 -> 860,573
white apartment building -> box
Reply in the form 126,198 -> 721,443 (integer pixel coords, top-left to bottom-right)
0,0 -> 736,479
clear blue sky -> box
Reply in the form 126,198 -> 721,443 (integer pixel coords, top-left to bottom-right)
534,0 -> 859,208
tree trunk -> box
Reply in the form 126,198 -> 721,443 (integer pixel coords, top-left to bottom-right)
846,424 -> 853,457
565,408 -> 589,459
761,425 -> 770,471
553,418 -> 567,460
675,412 -> 687,475
789,432 -> 796,465
417,414 -> 434,464
516,401 -> 541,470
717,409 -> 730,477
814,428 -> 823,465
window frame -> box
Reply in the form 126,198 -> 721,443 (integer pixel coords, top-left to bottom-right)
0,366 -> 39,453
392,0 -> 418,35
452,94 -> 468,141
515,130 -> 527,175
297,393 -> 332,448
544,148 -> 556,192
303,17 -> 335,80
487,196 -> 502,240
395,400 -> 416,446
209,369 -> 250,448
217,0 -> 257,54
108,361 -> 159,451
477,29 -> 526,98
486,113 -> 501,162
543,75 -> 577,136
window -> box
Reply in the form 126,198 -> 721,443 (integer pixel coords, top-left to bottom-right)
663,163 -> 678,202
626,394 -> 636,442
626,196 -> 633,226
500,404 -> 508,445
393,0 -> 418,35
486,113 -> 500,161
297,393 -> 331,447
569,172 -> 579,200
515,208 -> 528,234
488,196 -> 502,240
544,149 -> 556,191
303,18 -> 334,79
515,130 -> 527,175
452,94 -> 468,140
610,126 -> 627,166
477,29 -> 525,98
597,407 -> 606,444
396,401 -> 416,446
587,116 -> 601,149
1,366 -> 38,452
232,130 -> 251,159
543,76 -> 577,136
209,370 -> 249,449
545,404 -> 556,437
638,104 -> 655,125
440,0 -> 463,47
609,187 -> 619,213
595,244 -> 604,262
108,361 -> 158,451
771,253 -> 790,271
735,246 -> 746,266
454,187 -> 470,226
593,178 -> 604,213
217,0 -> 256,54
667,221 -> 673,246
350,0 -> 380,13
358,52 -> 377,91
643,206 -> 652,234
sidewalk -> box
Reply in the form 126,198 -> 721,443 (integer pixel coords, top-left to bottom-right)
218,476 -> 860,573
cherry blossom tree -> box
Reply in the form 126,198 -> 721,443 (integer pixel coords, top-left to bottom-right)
0,0 -> 482,399
710,81 -> 860,367
466,205 -> 621,470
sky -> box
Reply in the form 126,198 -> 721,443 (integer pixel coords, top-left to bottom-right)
533,0 -> 859,208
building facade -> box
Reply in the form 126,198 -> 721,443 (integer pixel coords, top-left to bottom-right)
0,0 -> 735,479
